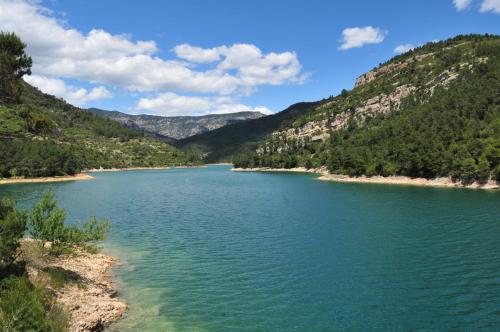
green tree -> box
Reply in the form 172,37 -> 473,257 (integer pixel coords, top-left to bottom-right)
0,32 -> 32,103
28,190 -> 66,243
0,198 -> 26,269
28,190 -> 111,251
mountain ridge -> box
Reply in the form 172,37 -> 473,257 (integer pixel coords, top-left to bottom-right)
88,108 -> 266,140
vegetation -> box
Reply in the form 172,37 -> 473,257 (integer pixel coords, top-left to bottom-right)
0,33 -> 198,180
0,275 -> 68,332
28,189 -> 111,254
233,34 -> 500,184
0,198 -> 26,269
177,102 -> 317,162
0,31 -> 32,103
0,191 -> 110,330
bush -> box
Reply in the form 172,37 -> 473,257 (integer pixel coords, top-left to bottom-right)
0,276 -> 67,332
0,198 -> 26,269
28,189 -> 111,253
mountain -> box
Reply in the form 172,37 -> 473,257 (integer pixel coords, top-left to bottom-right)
88,108 -> 266,140
0,83 -> 197,179
176,102 -> 318,163
182,34 -> 500,184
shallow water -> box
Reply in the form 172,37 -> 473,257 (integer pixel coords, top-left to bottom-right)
1,165 -> 499,331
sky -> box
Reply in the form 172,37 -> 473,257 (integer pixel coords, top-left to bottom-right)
0,0 -> 499,116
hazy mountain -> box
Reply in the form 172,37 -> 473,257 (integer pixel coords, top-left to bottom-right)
88,108 -> 266,140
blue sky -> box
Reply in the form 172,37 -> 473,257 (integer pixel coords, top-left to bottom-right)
1,0 -> 499,116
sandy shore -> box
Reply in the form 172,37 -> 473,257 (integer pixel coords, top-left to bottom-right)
85,165 -> 204,172
232,167 -> 499,189
21,240 -> 127,332
232,167 -> 327,174
0,173 -> 93,185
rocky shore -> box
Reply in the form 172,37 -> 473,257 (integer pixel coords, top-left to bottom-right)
232,167 -> 499,189
21,240 -> 127,332
0,173 -> 93,185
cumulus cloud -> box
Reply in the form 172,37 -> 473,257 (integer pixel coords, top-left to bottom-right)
0,0 -> 307,115
0,0 -> 305,95
480,0 -> 500,13
173,44 -> 225,63
135,93 -> 273,116
339,26 -> 387,50
394,44 -> 415,54
453,0 -> 473,10
25,75 -> 112,106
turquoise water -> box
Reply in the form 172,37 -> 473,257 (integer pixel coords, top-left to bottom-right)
1,165 -> 499,331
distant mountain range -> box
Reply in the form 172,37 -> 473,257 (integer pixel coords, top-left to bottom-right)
87,108 -> 266,140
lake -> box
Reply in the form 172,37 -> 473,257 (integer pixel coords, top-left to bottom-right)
1,165 -> 499,331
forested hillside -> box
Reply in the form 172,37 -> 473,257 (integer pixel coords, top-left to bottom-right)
0,33 -> 196,179
229,34 -> 500,184
176,102 -> 318,162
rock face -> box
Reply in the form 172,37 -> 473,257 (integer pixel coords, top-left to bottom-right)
23,242 -> 127,332
274,84 -> 418,144
355,53 -> 433,87
88,108 -> 266,140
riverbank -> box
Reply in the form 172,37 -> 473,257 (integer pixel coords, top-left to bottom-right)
20,240 -> 127,332
85,165 -> 205,172
232,167 -> 499,189
0,173 -> 93,185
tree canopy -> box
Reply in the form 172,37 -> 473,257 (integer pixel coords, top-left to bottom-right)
0,31 -> 32,103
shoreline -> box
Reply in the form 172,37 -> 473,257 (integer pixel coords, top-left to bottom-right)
0,173 -> 93,185
85,165 -> 205,172
21,240 -> 127,332
0,165 -> 205,185
232,167 -> 499,190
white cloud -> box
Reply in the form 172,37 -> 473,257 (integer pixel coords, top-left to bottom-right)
339,26 -> 387,50
394,44 -> 415,54
0,0 -> 306,96
24,75 -> 112,106
453,0 -> 500,13
453,0 -> 473,10
480,0 -> 500,13
173,44 -> 225,63
135,93 -> 272,116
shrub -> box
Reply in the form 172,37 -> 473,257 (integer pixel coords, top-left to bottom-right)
28,189 -> 111,253
0,198 -> 26,269
0,276 -> 68,332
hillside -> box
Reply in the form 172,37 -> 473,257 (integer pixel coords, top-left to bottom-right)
188,34 -> 500,184
88,108 -> 265,140
0,83 -> 197,179
176,102 -> 318,162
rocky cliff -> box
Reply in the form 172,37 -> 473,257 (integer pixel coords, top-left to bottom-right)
88,109 -> 266,140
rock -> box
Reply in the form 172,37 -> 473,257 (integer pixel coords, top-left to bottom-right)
22,241 -> 127,332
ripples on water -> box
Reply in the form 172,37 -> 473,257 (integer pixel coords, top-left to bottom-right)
1,166 -> 499,331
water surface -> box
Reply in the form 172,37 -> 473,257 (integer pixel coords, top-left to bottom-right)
1,166 -> 499,331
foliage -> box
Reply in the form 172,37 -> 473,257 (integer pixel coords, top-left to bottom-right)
29,190 -> 66,243
28,190 -> 111,251
0,198 -> 26,269
177,102 -> 317,162
0,276 -> 67,332
0,31 -> 32,104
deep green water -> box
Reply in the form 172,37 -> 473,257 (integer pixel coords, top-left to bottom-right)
1,165 -> 499,331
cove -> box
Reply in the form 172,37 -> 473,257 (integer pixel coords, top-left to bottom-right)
1,165 -> 499,331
